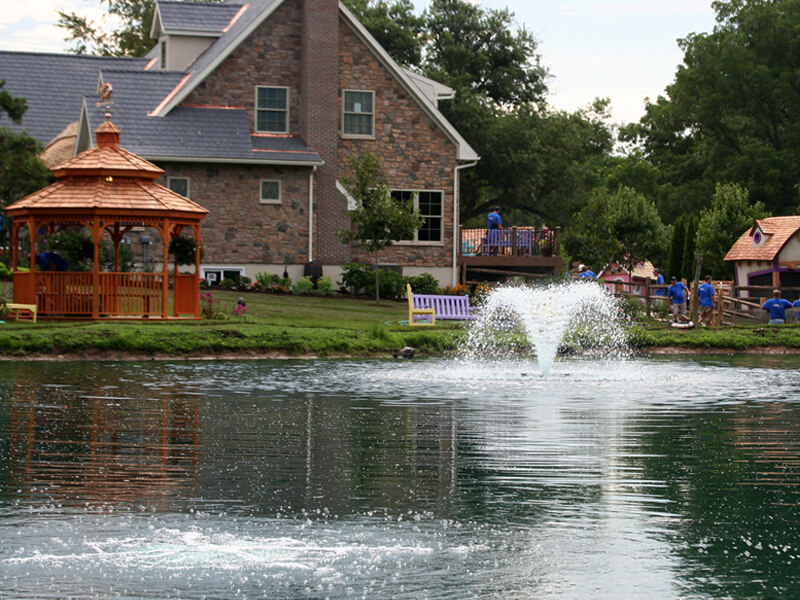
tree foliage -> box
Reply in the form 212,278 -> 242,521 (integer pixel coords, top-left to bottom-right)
0,82 -> 51,211
336,152 -> 423,303
625,0 -> 800,219
564,186 -> 667,274
343,0 -> 425,68
696,182 -> 770,279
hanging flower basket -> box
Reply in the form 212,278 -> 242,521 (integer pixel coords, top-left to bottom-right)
168,236 -> 202,265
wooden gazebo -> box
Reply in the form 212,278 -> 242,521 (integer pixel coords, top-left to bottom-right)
6,116 -> 208,320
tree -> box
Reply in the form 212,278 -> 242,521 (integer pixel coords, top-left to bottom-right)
58,0 -> 158,57
343,0 -> 426,68
564,186 -> 667,274
336,152 -> 423,303
696,182 -> 770,279
626,0 -> 800,218
668,215 -> 687,281
0,81 -> 51,214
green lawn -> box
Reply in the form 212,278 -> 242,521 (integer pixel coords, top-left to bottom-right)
3,284 -> 800,358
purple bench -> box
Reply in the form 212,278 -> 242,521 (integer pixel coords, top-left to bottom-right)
406,284 -> 478,325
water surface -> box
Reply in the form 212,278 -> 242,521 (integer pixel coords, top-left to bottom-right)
1,356 -> 799,599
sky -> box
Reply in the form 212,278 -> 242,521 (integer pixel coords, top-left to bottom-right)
0,0 -> 719,124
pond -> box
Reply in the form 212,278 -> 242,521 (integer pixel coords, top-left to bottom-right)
1,355 -> 799,599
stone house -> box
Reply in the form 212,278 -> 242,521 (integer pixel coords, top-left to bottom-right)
0,0 -> 478,286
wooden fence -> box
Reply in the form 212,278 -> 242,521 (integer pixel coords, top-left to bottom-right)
604,278 -> 800,326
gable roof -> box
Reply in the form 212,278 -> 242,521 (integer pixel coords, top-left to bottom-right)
151,0 -> 479,162
725,216 -> 800,262
151,1 -> 246,37
0,52 -> 148,145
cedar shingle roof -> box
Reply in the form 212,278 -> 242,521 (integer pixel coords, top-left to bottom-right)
724,216 -> 800,262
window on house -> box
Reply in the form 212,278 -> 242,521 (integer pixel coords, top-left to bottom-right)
343,90 -> 374,137
390,190 -> 443,243
160,40 -> 167,69
260,179 -> 281,204
256,86 -> 289,133
168,177 -> 190,198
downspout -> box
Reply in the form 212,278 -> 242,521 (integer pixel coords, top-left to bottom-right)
452,161 -> 478,286
308,166 -> 316,263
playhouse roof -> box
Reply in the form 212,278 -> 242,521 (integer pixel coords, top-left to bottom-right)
598,259 -> 658,281
724,216 -> 800,262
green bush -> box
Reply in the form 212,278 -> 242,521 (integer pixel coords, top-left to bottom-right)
366,269 -> 405,300
293,276 -> 315,295
316,275 -> 334,296
255,272 -> 274,286
220,278 -> 238,290
407,273 -> 440,295
0,262 -> 11,279
339,262 -> 373,295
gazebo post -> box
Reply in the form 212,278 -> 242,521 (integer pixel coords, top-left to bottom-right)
161,221 -> 171,319
91,219 -> 101,319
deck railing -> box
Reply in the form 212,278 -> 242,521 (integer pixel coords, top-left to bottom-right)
460,227 -> 559,257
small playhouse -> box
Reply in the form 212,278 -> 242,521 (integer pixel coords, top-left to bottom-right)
5,116 -> 208,320
597,260 -> 659,295
724,216 -> 800,295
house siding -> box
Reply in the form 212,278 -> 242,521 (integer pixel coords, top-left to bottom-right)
338,19 -> 457,270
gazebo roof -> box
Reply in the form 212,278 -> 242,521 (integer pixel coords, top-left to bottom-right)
6,116 -> 208,218
724,216 -> 800,262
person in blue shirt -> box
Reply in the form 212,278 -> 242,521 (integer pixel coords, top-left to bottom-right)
762,289 -> 793,324
487,206 -> 503,230
793,295 -> 800,321
667,276 -> 690,323
697,275 -> 715,326
654,268 -> 665,297
577,265 -> 596,279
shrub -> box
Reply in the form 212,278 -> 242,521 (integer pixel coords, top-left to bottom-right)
168,236 -> 203,265
339,262 -> 373,295
316,275 -> 334,296
407,273 -> 440,295
365,268 -> 405,300
200,292 -> 225,319
293,276 -> 315,295
220,278 -> 238,290
239,276 -> 252,290
0,262 -> 11,280
255,272 -> 273,287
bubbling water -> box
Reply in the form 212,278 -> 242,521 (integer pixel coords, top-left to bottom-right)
462,281 -> 629,375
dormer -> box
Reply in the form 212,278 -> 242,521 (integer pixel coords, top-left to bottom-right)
751,223 -> 771,247
150,1 -> 246,71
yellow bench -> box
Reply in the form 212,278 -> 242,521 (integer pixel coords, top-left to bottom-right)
406,284 -> 436,326
5,303 -> 37,323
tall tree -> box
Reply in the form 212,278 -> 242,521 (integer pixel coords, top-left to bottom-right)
0,81 -> 51,212
668,215 -> 687,280
343,0 -> 426,68
626,0 -> 800,217
336,152 -> 423,303
696,182 -> 770,279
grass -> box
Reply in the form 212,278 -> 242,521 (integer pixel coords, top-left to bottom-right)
0,289 -> 467,358
3,284 -> 800,358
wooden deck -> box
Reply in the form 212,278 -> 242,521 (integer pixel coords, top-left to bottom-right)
458,227 -> 562,283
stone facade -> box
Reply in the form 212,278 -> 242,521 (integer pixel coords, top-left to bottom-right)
171,0 -> 462,281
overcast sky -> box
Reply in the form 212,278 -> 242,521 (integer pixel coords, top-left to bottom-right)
0,0 -> 719,124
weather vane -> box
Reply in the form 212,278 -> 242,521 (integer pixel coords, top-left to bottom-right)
96,81 -> 115,118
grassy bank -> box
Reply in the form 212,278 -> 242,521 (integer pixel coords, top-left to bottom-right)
2,288 -> 800,358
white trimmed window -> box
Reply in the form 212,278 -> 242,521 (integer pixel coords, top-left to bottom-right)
168,176 -> 190,198
390,189 -> 443,243
255,86 -> 289,133
342,90 -> 374,137
260,179 -> 281,204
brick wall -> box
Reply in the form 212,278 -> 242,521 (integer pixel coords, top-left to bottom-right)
301,0 -> 348,265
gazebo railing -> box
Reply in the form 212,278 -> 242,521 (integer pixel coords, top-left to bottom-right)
34,272 -> 164,317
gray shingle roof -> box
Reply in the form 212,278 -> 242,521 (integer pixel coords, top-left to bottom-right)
0,52 -> 148,144
157,1 -> 245,34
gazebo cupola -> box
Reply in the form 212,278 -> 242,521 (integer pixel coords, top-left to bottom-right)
6,113 -> 209,320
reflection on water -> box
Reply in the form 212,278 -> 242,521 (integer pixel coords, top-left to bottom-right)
1,356 -> 800,599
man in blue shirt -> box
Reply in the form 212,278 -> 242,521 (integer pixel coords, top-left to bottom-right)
654,268 -> 665,297
577,265 -> 596,279
762,289 -> 793,324
793,295 -> 800,321
667,276 -> 690,323
697,275 -> 715,326
487,206 -> 503,230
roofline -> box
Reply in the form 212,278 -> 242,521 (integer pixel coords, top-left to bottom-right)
338,3 -> 479,162
158,1 -> 277,116
161,30 -> 222,37
143,154 -> 324,167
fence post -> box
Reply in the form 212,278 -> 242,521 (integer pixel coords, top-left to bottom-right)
689,253 -> 703,324
645,277 -> 651,318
